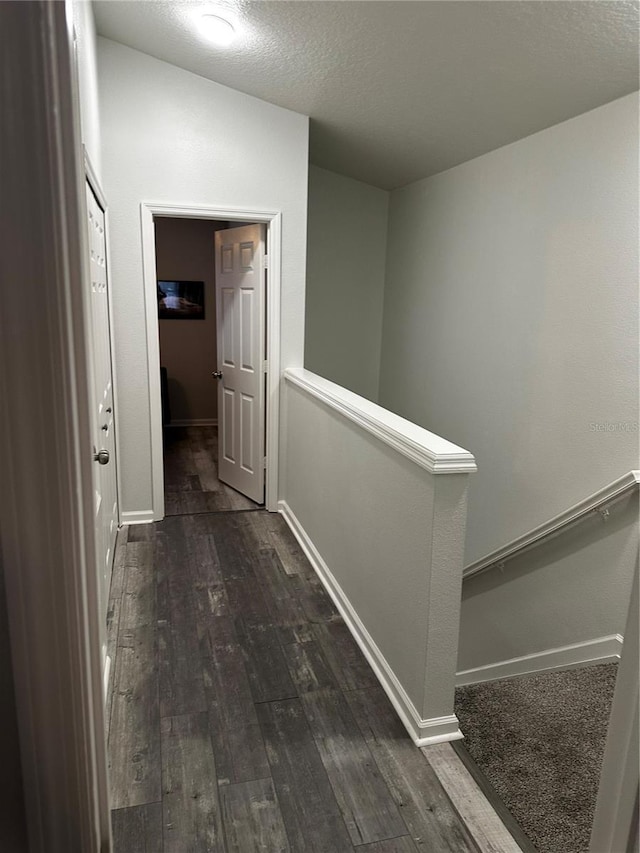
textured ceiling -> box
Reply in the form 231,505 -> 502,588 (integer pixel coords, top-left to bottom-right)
93,0 -> 639,190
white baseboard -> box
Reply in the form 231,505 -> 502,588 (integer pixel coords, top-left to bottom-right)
456,634 -> 624,687
278,500 -> 462,747
121,509 -> 155,525
165,418 -> 218,427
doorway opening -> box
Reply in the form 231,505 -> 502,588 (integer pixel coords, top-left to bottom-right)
156,217 -> 263,513
140,203 -> 283,517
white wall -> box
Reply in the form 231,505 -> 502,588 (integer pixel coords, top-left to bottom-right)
380,93 -> 638,563
378,93 -> 639,665
97,38 -> 309,515
459,493 -> 638,672
281,369 -> 475,743
305,166 -> 388,401
70,0 -> 101,175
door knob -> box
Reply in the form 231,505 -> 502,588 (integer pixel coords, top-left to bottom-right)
212,371 -> 223,379
93,448 -> 110,465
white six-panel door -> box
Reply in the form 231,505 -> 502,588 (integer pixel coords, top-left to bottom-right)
86,182 -> 118,654
215,224 -> 266,504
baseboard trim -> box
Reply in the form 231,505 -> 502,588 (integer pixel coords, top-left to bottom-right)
121,510 -> 155,526
278,500 -> 463,747
165,419 -> 218,427
456,634 -> 624,687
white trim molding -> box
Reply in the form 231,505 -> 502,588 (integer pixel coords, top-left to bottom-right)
456,634 -> 624,687
590,569 -> 638,853
121,509 -> 156,526
83,146 -> 106,209
283,369 -> 477,475
279,500 -> 463,746
464,470 -> 640,579
140,203 -> 283,518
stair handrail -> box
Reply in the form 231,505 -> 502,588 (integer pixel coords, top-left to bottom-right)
463,470 -> 640,580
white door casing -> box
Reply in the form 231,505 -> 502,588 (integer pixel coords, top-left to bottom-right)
215,223 -> 266,504
2,4 -> 111,845
140,203 -> 282,518
86,181 -> 118,660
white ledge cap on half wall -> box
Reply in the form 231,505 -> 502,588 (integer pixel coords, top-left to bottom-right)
284,368 -> 477,475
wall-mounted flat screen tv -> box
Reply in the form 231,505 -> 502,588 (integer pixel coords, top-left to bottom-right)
157,280 -> 205,319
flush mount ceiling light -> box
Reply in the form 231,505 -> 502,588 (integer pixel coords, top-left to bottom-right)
199,13 -> 236,46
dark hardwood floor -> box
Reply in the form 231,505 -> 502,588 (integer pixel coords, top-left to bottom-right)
106,427 -> 521,852
163,426 -> 260,514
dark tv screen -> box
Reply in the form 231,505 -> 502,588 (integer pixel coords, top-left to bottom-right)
157,280 -> 205,319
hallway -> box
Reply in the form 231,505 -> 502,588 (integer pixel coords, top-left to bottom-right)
105,431 -> 520,852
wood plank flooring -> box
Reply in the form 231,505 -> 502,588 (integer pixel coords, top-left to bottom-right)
163,426 -> 259,514
107,427 -> 522,852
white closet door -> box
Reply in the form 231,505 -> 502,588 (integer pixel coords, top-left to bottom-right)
86,182 -> 118,652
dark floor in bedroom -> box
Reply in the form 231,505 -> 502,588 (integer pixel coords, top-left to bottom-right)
162,425 -> 261,515
105,426 -> 523,852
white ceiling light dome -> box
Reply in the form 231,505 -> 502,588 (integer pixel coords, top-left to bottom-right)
198,12 -> 236,47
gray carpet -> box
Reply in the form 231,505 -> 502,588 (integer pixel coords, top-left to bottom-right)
455,663 -> 618,853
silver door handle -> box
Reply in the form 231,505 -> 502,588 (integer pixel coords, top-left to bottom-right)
93,448 -> 110,465
212,371 -> 223,379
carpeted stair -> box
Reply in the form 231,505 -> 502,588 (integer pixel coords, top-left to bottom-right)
455,663 -> 618,853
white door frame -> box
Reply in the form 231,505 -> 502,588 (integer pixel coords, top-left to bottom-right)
589,564 -> 639,853
140,202 -> 282,515
1,1 -> 111,849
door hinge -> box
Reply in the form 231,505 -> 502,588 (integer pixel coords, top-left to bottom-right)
263,359 -> 268,373
263,254 -> 269,270
263,456 -> 267,470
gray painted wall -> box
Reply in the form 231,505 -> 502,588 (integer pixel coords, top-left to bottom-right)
459,494 -> 638,670
71,0 -> 101,176
305,165 -> 388,402
379,93 -> 638,564
97,38 -> 309,515
282,376 -> 471,731
156,218 -> 225,423
378,93 -> 638,665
